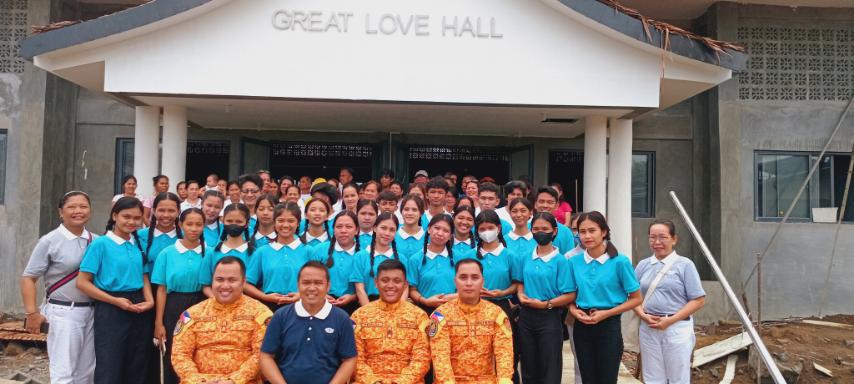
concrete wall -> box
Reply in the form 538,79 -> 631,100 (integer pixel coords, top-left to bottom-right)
0,0 -> 51,311
711,2 -> 854,320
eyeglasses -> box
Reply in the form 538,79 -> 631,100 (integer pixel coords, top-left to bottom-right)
241,189 -> 260,194
648,235 -> 672,242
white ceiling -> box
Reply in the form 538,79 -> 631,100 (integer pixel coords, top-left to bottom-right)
618,0 -> 853,21
133,95 -> 634,138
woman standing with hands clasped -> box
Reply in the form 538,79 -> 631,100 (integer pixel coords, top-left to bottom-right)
77,197 -> 154,384
21,191 -> 97,383
633,219 -> 705,384
568,211 -> 641,384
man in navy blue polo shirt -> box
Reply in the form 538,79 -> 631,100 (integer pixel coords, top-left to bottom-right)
259,261 -> 357,384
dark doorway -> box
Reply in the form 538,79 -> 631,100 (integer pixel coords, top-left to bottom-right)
408,145 -> 513,188
186,140 -> 230,182
548,150 -> 584,212
268,142 -> 377,182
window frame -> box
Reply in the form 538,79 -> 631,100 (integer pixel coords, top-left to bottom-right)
754,150 -> 854,223
0,129 -> 7,204
631,151 -> 656,218
114,137 -> 134,195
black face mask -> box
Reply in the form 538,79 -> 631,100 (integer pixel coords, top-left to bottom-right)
223,224 -> 245,237
532,231 -> 553,246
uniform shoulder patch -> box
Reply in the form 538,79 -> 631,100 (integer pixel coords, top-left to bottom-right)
174,311 -> 193,336
427,320 -> 440,337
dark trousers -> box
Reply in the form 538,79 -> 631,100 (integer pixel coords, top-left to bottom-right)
486,298 -> 521,384
162,292 -> 204,384
573,313 -> 623,384
332,295 -> 360,315
94,290 -> 153,384
517,306 -> 564,384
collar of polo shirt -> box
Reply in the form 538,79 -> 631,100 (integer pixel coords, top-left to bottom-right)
175,241 -> 203,254
370,247 -> 394,257
398,228 -> 425,240
481,244 -> 505,257
507,231 -> 533,241
334,242 -> 356,255
254,230 -> 277,241
583,249 -> 610,265
206,222 -> 219,230
106,230 -> 133,245
454,237 -> 472,246
294,300 -> 333,319
305,231 -> 329,243
650,251 -> 678,265
359,230 -> 373,237
532,247 -> 558,262
425,248 -> 449,260
220,242 -> 248,253
59,224 -> 91,241
154,228 -> 178,238
269,238 -> 301,251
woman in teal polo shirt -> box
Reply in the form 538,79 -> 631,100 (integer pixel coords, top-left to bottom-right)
568,210 -> 641,384
406,215 -> 457,314
137,192 -> 181,271
350,212 -> 402,305
200,190 -> 225,247
505,198 -> 536,263
77,197 -> 153,384
300,198 -> 332,248
395,194 -> 426,259
251,194 -> 278,248
355,199 -> 378,250
466,209 -> 515,312
311,210 -> 360,314
451,205 -> 476,255
246,202 -> 310,311
150,208 -> 208,384
515,211 -> 577,384
198,203 -> 255,294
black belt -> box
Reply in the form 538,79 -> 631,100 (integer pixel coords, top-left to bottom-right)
48,298 -> 94,307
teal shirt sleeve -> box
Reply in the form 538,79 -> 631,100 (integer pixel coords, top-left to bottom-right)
618,256 -> 641,293
198,252 -> 214,286
150,247 -> 169,286
79,239 -> 104,275
558,256 -> 577,294
246,248 -> 263,285
500,219 -> 513,235
553,224 -> 575,253
406,253 -> 421,287
349,251 -> 368,284
511,250 -> 525,282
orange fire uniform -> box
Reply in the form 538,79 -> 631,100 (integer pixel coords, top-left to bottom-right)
428,299 -> 514,384
351,299 -> 431,384
171,295 -> 272,384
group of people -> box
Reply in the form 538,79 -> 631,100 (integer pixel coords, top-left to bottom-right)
20,167 -> 706,384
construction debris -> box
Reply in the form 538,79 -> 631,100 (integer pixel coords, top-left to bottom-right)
692,332 -> 753,368
813,362 -> 833,377
718,355 -> 737,384
802,319 -> 854,330
0,323 -> 45,344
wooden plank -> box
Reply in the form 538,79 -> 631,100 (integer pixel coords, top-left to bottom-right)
813,362 -> 833,377
802,319 -> 854,330
692,332 -> 753,368
718,355 -> 738,384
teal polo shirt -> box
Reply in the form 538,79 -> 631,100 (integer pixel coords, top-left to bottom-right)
452,238 -> 476,256
310,243 -> 358,297
515,247 -> 576,301
505,231 -> 536,266
150,242 -> 207,293
137,227 -> 178,271
395,228 -> 425,260
302,231 -> 330,249
406,249 -> 457,298
357,232 -> 373,250
198,243 -> 251,285
247,239 -> 312,295
203,222 -> 222,247
501,221 -> 574,253
459,245 -> 514,298
79,231 -> 146,292
348,248 -> 400,296
253,230 -> 277,249
568,252 -> 640,309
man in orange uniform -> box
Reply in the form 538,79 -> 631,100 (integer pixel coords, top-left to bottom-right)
429,259 -> 514,384
172,256 -> 273,384
351,259 -> 431,384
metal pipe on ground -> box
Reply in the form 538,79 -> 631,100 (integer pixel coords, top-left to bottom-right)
669,191 -> 787,384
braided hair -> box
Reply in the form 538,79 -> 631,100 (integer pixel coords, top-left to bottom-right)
452,205 -> 476,249
215,203 -> 255,256
146,192 -> 182,259
179,208 -> 207,257
369,212 -> 400,277
474,209 -> 507,260
300,198 -> 331,243
326,211 -> 360,268
421,214 -> 455,267
273,202 -> 303,245
251,194 -> 279,240
106,196 -> 147,265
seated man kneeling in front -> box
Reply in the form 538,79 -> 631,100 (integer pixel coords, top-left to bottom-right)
172,256 -> 273,384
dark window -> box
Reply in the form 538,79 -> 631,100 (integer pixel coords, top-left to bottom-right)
0,129 -> 6,203
755,151 -> 854,222
631,152 -> 655,217
114,138 -> 134,195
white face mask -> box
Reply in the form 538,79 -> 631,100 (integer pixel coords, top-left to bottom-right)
478,229 -> 499,243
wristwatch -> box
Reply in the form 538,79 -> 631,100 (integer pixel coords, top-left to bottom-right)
546,300 -> 553,310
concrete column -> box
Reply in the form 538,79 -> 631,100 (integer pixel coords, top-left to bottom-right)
608,118 -> 633,259
134,106 -> 161,198
161,105 -> 188,186
583,116 -> 608,215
